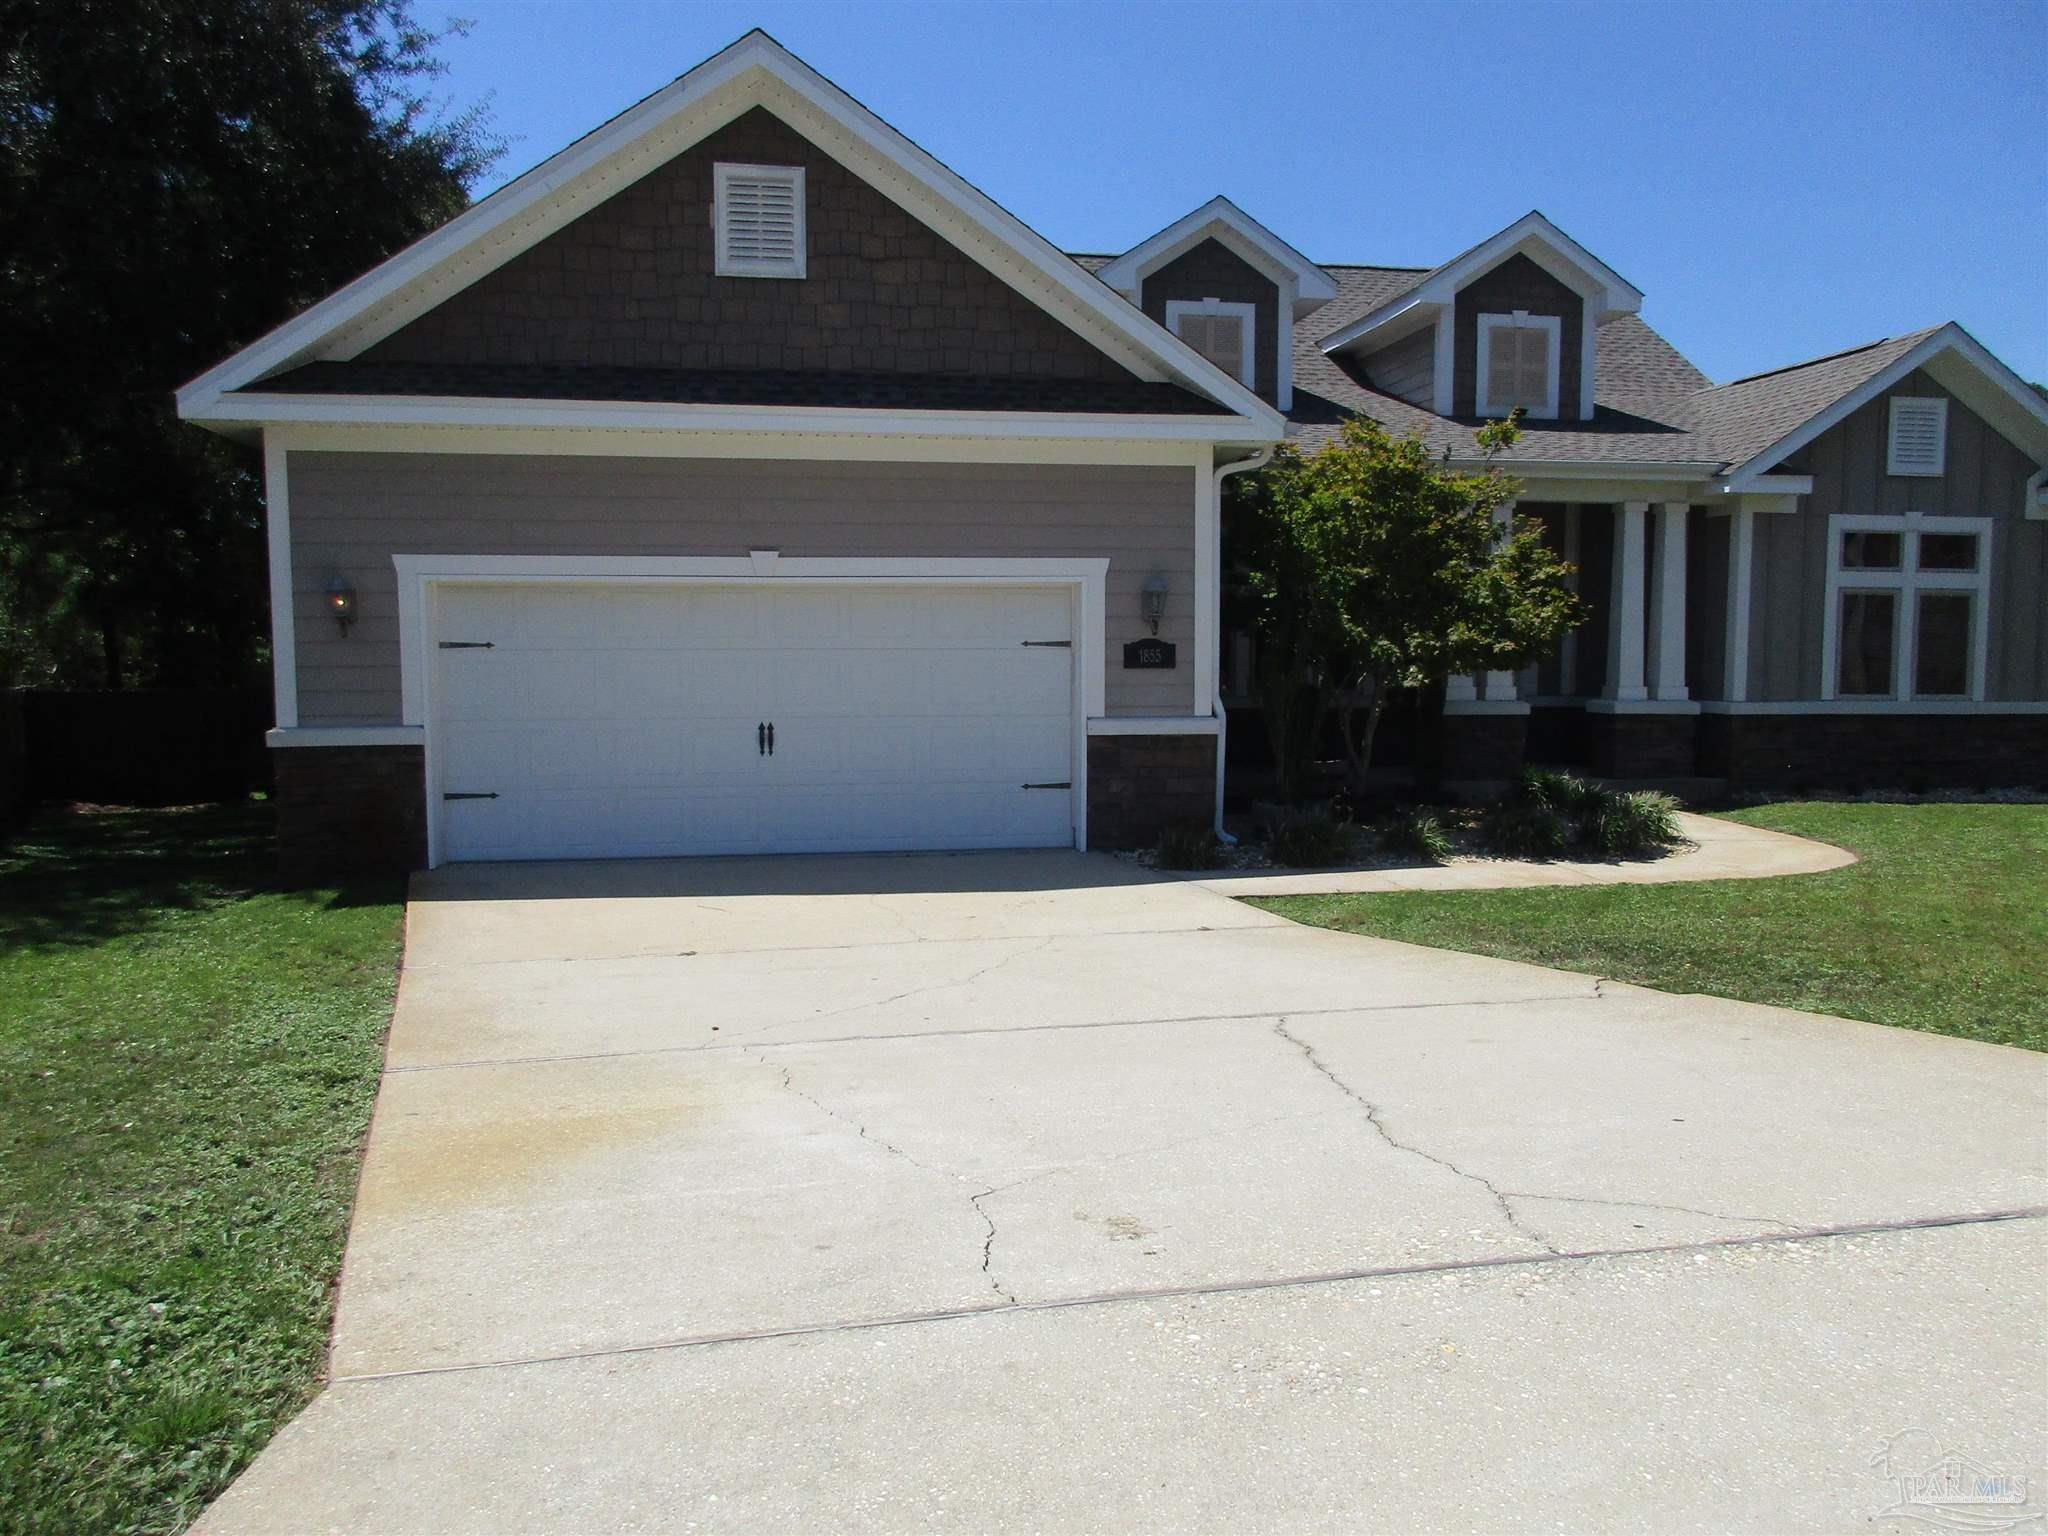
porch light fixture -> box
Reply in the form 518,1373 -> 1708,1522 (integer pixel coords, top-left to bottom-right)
325,577 -> 357,636
1140,572 -> 1170,636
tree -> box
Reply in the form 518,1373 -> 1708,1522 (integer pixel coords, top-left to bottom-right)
0,0 -> 500,687
1226,415 -> 1586,797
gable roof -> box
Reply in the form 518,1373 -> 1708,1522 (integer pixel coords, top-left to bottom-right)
1318,210 -> 1644,358
178,31 -> 1281,438
1090,196 -> 1338,315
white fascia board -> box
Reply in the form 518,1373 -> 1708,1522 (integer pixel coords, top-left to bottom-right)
1722,323 -> 2048,485
177,32 -> 1283,438
1320,211 -> 1643,357
1445,457 -> 1719,481
193,391 -> 1269,443
1094,196 -> 1337,307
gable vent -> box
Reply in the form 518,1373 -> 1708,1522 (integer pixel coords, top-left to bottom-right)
714,162 -> 806,279
1887,396 -> 1948,477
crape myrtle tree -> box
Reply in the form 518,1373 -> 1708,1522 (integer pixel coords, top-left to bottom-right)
0,0 -> 501,687
1224,414 -> 1586,798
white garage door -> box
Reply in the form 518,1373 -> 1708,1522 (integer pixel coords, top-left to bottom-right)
431,581 -> 1076,862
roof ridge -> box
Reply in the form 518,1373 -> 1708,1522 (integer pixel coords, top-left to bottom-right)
1717,327 -> 1940,389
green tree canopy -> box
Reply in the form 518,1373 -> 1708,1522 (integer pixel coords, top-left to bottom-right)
1227,416 -> 1586,796
0,0 -> 500,686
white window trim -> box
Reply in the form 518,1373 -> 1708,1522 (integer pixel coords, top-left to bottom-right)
1164,298 -> 1257,390
712,162 -> 806,280
1820,511 -> 1993,704
1475,311 -> 1562,420
1886,396 -> 1948,477
392,554 -> 1113,867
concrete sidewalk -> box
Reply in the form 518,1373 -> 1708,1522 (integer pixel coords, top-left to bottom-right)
1191,810 -> 1856,897
194,850 -> 2047,1535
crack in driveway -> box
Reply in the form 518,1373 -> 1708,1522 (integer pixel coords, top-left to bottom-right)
1272,1016 -> 1562,1255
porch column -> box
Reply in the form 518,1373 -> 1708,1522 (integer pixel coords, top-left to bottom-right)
1482,499 -> 1519,701
1444,673 -> 1480,703
1647,502 -> 1689,701
1604,501 -> 1649,702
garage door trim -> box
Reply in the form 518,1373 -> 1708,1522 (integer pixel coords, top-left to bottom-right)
395,554 -> 1109,866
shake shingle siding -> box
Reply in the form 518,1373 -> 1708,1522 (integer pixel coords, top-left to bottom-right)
1361,325 -> 1434,409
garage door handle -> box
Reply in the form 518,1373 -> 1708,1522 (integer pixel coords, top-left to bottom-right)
1021,640 -> 1071,648
443,791 -> 498,801
1021,781 -> 1071,790
767,722 -> 775,756
757,722 -> 766,756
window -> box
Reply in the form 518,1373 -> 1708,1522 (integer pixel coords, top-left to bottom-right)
1824,512 -> 1991,702
1475,311 -> 1561,419
1164,299 -> 1256,388
1886,397 -> 1948,477
713,163 -> 806,279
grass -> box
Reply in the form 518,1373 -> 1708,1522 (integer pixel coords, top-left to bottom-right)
1252,802 -> 2048,1052
0,803 -> 404,1535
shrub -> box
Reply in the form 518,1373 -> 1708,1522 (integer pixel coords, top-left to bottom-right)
1263,809 -> 1357,868
1481,800 -> 1572,858
1154,821 -> 1224,870
1589,789 -> 1684,857
1379,807 -> 1453,864
1518,765 -> 1612,822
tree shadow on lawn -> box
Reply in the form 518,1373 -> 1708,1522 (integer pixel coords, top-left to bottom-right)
0,801 -> 400,951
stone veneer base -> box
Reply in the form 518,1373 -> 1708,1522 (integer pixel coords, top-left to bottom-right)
1698,711 -> 2048,789
1086,733 -> 1217,849
273,745 -> 428,884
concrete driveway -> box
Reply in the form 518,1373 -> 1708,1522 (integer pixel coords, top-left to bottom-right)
198,851 -> 2046,1534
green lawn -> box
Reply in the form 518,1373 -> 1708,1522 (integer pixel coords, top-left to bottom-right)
0,804 -> 404,1536
1252,802 -> 2047,1052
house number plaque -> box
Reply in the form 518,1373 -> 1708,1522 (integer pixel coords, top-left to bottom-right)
1122,639 -> 1176,669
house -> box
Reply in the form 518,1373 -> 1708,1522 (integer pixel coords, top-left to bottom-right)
176,31 -> 2048,876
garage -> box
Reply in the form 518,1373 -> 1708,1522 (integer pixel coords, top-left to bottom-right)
428,580 -> 1079,862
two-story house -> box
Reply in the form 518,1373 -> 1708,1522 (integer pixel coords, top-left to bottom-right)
176,31 -> 2048,876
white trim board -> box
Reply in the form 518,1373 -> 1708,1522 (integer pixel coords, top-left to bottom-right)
1086,716 -> 1221,736
1696,700 -> 2048,715
267,725 -> 426,748
175,32 -> 1282,440
262,435 -> 298,729
196,392 -> 1270,446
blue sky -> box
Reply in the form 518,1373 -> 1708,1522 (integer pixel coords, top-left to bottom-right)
429,0 -> 2048,385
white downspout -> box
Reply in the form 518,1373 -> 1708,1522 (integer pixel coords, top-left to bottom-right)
1211,446 -> 1273,842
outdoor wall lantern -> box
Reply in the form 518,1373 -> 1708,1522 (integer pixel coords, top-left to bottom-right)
1141,572 -> 1170,636
325,578 -> 357,636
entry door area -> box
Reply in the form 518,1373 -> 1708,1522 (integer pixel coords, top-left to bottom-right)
430,581 -> 1077,862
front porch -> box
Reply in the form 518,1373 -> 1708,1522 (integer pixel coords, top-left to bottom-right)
1440,495 -> 1720,788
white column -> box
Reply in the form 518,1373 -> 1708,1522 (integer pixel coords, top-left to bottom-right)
1724,506 -> 1754,702
1483,499 -> 1519,700
1647,501 -> 1689,701
1605,501 -> 1649,702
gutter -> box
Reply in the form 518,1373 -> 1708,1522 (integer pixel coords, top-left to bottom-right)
1211,446 -> 1274,842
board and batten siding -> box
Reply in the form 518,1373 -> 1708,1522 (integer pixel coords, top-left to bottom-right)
286,453 -> 1199,721
1748,369 -> 2047,702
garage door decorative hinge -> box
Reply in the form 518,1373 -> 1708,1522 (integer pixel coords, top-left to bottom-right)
442,791 -> 499,801
1021,781 -> 1072,790
437,640 -> 495,649
1020,639 -> 1071,648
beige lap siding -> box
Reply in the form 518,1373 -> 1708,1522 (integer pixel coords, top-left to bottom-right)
287,453 -> 1198,721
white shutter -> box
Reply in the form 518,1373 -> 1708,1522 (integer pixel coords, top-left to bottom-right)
1515,325 -> 1551,409
714,163 -> 806,279
1887,397 -> 1948,477
1485,324 -> 1520,412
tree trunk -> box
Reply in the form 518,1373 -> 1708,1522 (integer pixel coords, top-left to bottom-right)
99,617 -> 123,690
1337,677 -> 1385,797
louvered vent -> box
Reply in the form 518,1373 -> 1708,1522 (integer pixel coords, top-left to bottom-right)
714,163 -> 806,279
1887,397 -> 1947,477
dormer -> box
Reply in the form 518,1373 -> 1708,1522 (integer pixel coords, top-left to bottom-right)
1095,196 -> 1337,411
1318,211 -> 1642,424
